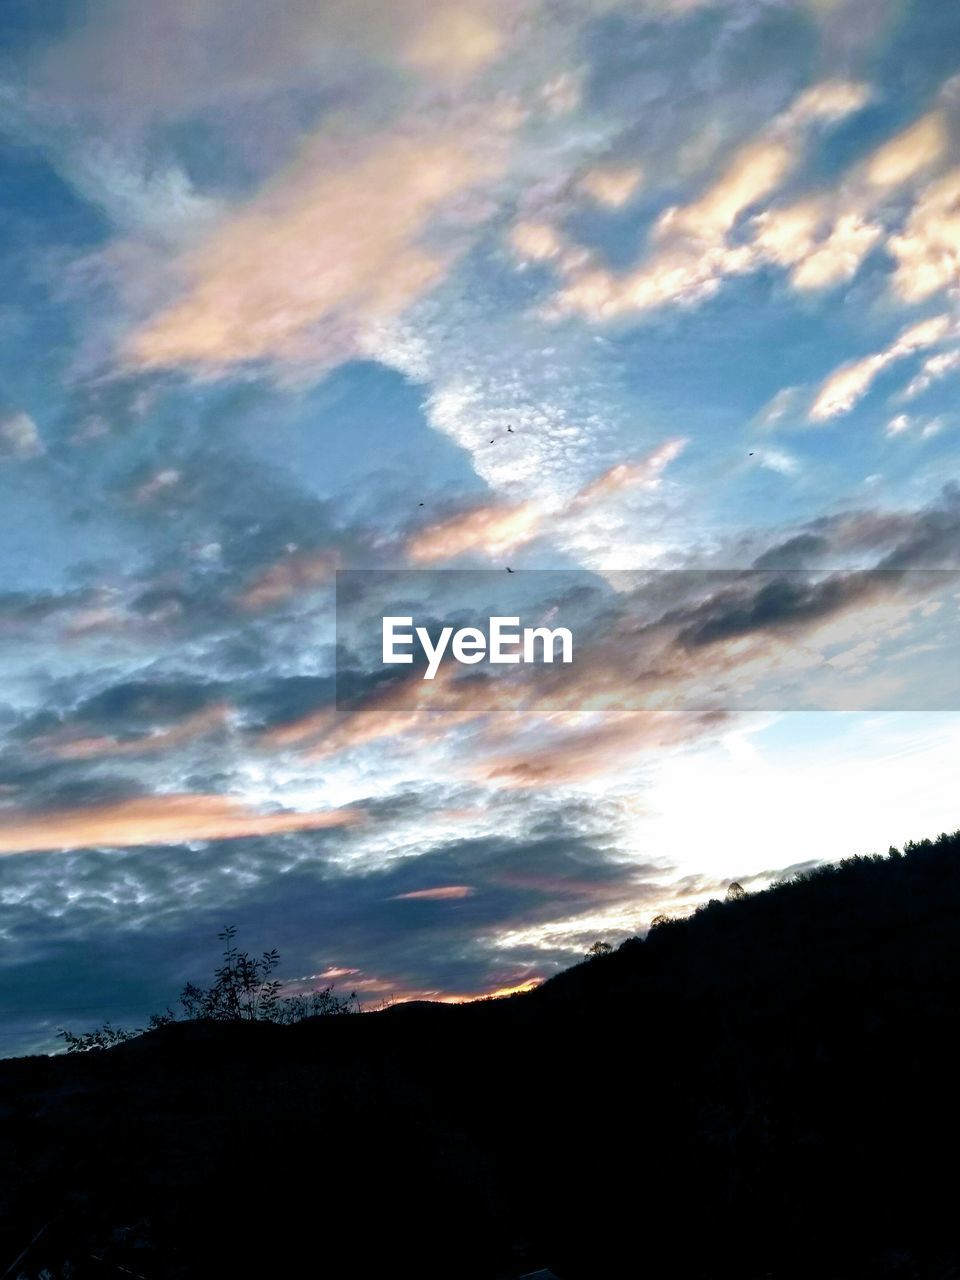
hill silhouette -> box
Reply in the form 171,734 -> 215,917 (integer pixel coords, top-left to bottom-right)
2,830 -> 960,1279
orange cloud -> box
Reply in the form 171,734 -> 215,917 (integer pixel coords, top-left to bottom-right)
479,708 -> 723,787
0,794 -> 363,855
865,111 -> 948,190
306,664 -> 489,758
257,536 -> 948,785
406,500 -> 543,562
234,550 -> 339,612
124,115 -> 509,375
888,167 -> 960,303
258,705 -> 339,750
403,439 -> 685,565
546,81 -> 883,319
509,219 -> 569,263
402,4 -> 506,79
392,885 -> 475,900
448,977 -> 542,1001
569,438 -> 687,507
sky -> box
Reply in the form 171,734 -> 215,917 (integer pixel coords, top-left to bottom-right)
1,0 -> 959,1056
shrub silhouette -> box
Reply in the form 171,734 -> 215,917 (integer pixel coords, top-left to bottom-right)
58,925 -> 357,1051
178,925 -> 283,1022
57,1021 -> 139,1053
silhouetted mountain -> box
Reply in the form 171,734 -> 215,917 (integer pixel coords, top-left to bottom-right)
3,830 -> 960,1279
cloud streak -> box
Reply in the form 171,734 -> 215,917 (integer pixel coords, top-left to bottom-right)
810,315 -> 957,420
0,795 -> 363,856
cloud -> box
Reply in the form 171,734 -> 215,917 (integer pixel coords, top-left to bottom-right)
670,572 -> 892,649
133,468 -> 181,503
569,439 -> 687,506
884,412 -> 946,441
234,549 -> 339,612
6,0 -> 960,1057
764,208 -> 883,291
0,794 -> 363,856
887,167 -> 960,303
865,111 -> 949,189
284,496 -> 960,781
751,532 -> 829,570
392,885 -> 475,900
755,385 -> 804,429
809,314 -> 957,420
479,709 -> 727,787
400,5 -> 510,80
509,219 -> 570,263
26,704 -> 231,762
901,346 -> 960,400
0,411 -> 45,461
548,80 -> 869,320
123,113 -> 512,375
753,447 -> 800,475
403,440 -> 686,563
0,812 -> 652,1043
730,108 -> 950,295
756,107 -> 951,295
406,501 -> 544,563
750,484 -> 960,569
579,164 -> 645,208
535,86 -> 959,324
31,0 -> 526,126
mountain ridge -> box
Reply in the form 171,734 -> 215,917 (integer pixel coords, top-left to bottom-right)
2,829 -> 960,1279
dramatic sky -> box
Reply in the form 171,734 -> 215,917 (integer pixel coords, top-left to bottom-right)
1,0 -> 959,1056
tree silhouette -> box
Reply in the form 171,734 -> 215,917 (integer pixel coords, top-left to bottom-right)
586,940 -> 613,959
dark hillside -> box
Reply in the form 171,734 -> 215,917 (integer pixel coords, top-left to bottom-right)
2,832 -> 960,1279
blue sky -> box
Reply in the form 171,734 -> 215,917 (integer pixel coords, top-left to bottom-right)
1,0 -> 959,1055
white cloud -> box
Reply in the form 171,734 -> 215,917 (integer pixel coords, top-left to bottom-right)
547,80 -> 871,320
901,347 -> 960,400
579,164 -> 644,208
755,447 -> 801,475
0,411 -> 45,461
755,385 -> 804,429
888,167 -> 960,303
810,314 -> 957,421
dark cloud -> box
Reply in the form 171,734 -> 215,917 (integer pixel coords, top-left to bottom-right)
0,756 -> 149,812
877,484 -> 960,570
0,586 -> 102,629
0,809 -> 659,1054
673,572 -> 886,649
72,679 -> 223,729
752,532 -> 830,570
748,485 -> 960,572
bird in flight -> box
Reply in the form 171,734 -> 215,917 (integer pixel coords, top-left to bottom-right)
507,425 -> 514,433
506,567 -> 514,573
